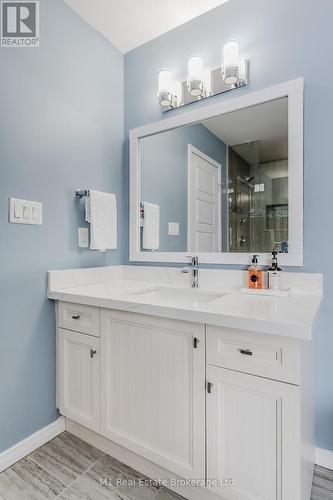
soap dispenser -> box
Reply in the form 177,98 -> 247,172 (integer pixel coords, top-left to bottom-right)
268,251 -> 282,290
247,255 -> 263,289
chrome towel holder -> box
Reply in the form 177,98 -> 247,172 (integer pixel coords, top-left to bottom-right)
75,189 -> 90,198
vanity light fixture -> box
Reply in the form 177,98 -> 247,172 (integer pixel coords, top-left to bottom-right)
157,40 -> 248,112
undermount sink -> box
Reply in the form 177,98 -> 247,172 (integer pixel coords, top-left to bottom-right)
130,286 -> 226,306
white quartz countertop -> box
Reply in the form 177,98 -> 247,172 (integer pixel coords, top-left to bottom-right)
47,266 -> 323,340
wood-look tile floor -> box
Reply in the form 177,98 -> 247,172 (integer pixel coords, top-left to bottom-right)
0,432 -> 332,499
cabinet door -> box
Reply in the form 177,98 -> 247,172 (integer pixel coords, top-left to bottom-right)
59,329 -> 100,432
207,366 -> 300,500
100,310 -> 205,479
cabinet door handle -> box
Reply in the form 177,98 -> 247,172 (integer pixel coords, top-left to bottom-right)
239,348 -> 253,356
72,315 -> 80,320
193,337 -> 200,349
90,349 -> 97,358
207,382 -> 213,394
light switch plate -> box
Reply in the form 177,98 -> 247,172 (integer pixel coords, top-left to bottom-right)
9,198 -> 42,225
168,222 -> 180,236
78,227 -> 89,248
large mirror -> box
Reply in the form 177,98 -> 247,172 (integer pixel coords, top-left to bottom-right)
130,79 -> 303,265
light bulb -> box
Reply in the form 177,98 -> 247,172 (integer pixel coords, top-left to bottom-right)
222,40 -> 240,85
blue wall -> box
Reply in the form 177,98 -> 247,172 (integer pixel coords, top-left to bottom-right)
2,0 -> 333,457
0,0 -> 123,453
124,0 -> 333,451
140,124 -> 226,251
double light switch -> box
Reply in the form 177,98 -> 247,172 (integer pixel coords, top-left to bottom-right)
9,198 -> 43,225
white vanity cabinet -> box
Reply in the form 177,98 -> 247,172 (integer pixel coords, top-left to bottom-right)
206,366 -> 299,500
58,328 -> 100,432
99,309 -> 206,479
205,325 -> 310,500
56,301 -> 313,500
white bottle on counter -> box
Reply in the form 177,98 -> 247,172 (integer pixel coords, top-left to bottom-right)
268,251 -> 283,290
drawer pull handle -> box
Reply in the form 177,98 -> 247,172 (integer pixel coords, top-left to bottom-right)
90,349 -> 97,358
72,315 -> 80,320
239,348 -> 253,356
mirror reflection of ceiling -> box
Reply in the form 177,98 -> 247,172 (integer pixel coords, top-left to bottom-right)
202,97 -> 288,163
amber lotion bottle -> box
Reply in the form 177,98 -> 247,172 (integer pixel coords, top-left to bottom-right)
247,255 -> 263,289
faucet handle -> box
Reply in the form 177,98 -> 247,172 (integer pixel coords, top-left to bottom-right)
185,255 -> 199,266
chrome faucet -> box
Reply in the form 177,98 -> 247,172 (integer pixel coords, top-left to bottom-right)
181,256 -> 199,288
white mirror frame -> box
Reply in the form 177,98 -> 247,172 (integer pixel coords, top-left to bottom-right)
129,78 -> 304,266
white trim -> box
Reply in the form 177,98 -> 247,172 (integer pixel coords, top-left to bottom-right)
315,447 -> 333,471
187,144 -> 222,253
130,132 -> 141,258
129,77 -> 304,266
0,416 -> 65,473
129,78 -> 304,141
225,146 -> 230,250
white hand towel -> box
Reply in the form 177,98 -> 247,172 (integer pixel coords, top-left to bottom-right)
88,190 -> 117,251
85,195 -> 91,223
142,202 -> 160,250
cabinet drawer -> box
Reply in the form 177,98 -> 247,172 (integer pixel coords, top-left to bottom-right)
58,302 -> 99,337
207,325 -> 300,384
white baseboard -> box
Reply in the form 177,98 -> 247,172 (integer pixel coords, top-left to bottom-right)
0,416 -> 65,473
66,419 -> 220,500
315,447 -> 333,471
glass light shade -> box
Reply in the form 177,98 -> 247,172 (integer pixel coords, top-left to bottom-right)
187,56 -> 204,83
157,70 -> 173,95
187,56 -> 205,97
222,40 -> 240,85
223,40 -> 240,68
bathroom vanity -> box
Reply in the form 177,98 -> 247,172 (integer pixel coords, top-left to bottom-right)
48,265 -> 322,500
47,77 -> 318,499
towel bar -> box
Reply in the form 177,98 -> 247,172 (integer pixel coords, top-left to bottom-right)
76,189 -> 90,198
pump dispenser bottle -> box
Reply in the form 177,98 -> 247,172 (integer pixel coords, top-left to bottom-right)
268,251 -> 282,290
247,255 -> 263,289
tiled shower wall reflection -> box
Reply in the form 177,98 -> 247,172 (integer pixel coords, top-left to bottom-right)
228,147 -> 288,253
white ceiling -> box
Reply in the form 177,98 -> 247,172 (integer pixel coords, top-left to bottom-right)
64,0 -> 230,53
202,98 -> 289,163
